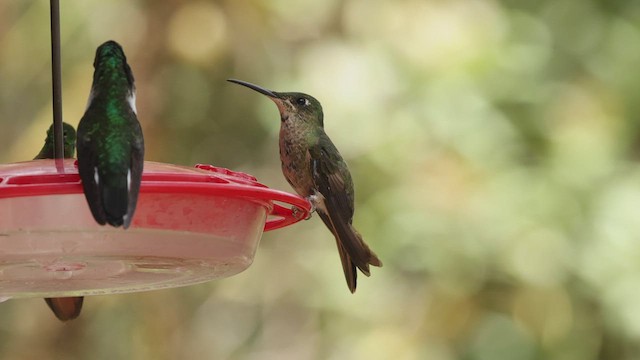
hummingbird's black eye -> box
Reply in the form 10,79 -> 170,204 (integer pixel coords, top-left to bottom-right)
296,97 -> 309,106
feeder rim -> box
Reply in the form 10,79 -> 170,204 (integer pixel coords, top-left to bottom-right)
0,159 -> 312,231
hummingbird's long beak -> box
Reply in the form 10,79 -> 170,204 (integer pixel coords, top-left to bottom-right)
227,79 -> 280,99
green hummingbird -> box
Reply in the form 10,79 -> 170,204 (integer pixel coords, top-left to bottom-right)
77,40 -> 144,229
34,122 -> 77,160
228,79 -> 382,293
34,122 -> 85,322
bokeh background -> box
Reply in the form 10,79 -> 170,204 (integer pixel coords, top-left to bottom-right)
1,0 -> 640,359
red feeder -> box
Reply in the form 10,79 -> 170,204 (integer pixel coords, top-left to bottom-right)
0,160 -> 311,298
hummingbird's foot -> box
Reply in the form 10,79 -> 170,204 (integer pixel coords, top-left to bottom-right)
306,206 -> 315,220
304,195 -> 321,220
292,205 -> 313,220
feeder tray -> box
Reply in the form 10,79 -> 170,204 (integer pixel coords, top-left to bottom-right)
0,160 -> 311,298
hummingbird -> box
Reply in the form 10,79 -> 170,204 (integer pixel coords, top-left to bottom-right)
34,122 -> 85,321
34,122 -> 77,160
77,40 -> 144,229
228,79 -> 382,293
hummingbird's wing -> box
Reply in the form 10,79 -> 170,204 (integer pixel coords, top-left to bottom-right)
309,139 -> 382,293
77,110 -> 144,228
123,127 -> 144,229
309,137 -> 356,218
76,120 -> 108,226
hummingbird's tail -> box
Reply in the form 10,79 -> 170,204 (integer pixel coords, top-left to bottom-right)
317,210 -> 382,293
78,161 -> 142,229
101,167 -> 142,229
102,181 -> 130,228
44,296 -> 84,321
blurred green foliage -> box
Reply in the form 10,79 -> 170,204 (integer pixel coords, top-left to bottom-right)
1,0 -> 640,359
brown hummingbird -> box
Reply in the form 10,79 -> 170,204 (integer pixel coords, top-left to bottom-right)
228,79 -> 382,292
34,122 -> 85,321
